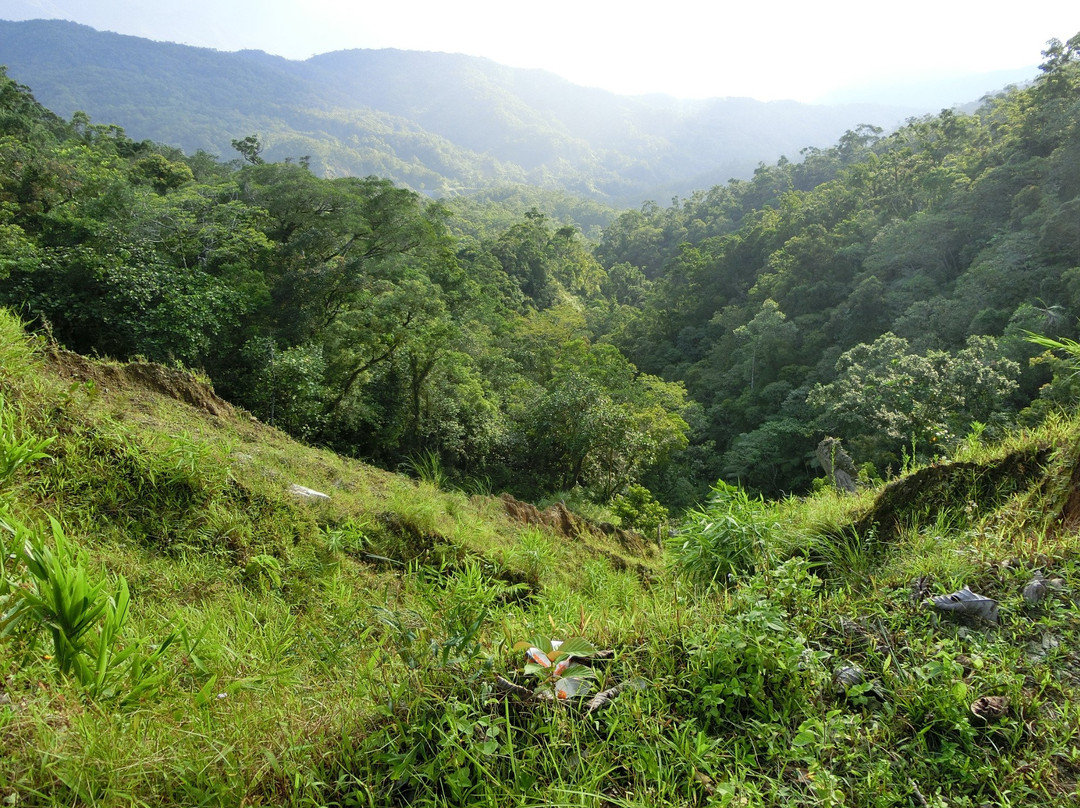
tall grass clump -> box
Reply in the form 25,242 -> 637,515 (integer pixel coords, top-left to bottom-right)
403,448 -> 449,490
667,480 -> 777,589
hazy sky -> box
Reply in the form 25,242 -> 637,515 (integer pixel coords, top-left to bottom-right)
2,0 -> 1078,102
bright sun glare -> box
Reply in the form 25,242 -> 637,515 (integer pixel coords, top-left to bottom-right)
5,0 -> 1080,100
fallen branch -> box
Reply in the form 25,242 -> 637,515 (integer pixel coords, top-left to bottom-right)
495,675 -> 535,700
909,779 -> 930,808
586,678 -> 647,713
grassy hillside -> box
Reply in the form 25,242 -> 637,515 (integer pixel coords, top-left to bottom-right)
1,308 -> 1079,807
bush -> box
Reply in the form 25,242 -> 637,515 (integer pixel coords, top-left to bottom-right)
611,483 -> 669,541
667,480 -> 775,589
679,559 -> 825,728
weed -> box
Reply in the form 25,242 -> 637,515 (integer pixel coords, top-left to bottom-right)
243,553 -> 284,589
513,635 -> 600,700
507,528 -> 552,587
8,514 -> 177,702
667,480 -> 775,590
0,394 -> 53,488
403,449 -> 449,490
325,517 -> 370,555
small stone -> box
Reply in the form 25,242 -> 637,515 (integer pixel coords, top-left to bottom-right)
971,695 -> 1009,722
1023,577 -> 1048,605
833,665 -> 865,690
288,484 -> 330,500
1026,633 -> 1060,662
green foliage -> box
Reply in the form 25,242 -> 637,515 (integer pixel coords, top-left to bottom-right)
7,515 -> 176,702
2,281 -> 1080,806
403,449 -> 449,490
611,483 -> 669,540
679,559 -> 825,728
597,43 -> 1080,494
512,635 -> 600,700
373,559 -> 502,672
9,36 -> 1080,804
0,396 -> 53,487
668,480 -> 776,589
808,333 -> 1020,470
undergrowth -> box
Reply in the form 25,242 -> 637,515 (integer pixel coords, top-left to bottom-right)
1,309 -> 1079,806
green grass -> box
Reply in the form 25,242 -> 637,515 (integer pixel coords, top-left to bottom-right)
2,308 -> 1080,806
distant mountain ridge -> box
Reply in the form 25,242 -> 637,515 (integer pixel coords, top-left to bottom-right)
0,18 -> 937,203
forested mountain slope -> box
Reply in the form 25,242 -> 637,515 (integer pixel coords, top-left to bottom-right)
2,281 -> 1080,806
3,31 -> 1080,805
0,65 -> 692,511
597,33 -> 1080,496
3,29 -> 1080,511
0,19 -> 923,204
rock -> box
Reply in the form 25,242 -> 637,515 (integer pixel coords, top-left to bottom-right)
1022,573 -> 1065,605
1026,632 -> 1060,663
833,665 -> 865,690
288,484 -> 330,500
925,586 -> 999,623
970,695 -> 1009,723
817,437 -> 858,493
1023,576 -> 1049,605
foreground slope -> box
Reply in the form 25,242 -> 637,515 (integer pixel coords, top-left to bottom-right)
0,310 -> 659,804
2,309 -> 1080,806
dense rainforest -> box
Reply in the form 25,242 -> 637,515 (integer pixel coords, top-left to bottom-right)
2,31 -> 1080,513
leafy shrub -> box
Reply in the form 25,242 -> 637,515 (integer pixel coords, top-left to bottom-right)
611,483 -> 669,541
679,559 -> 825,728
667,480 -> 776,589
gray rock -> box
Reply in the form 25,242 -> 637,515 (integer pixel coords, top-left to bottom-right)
817,437 -> 858,493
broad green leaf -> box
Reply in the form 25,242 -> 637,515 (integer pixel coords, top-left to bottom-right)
555,637 -> 597,657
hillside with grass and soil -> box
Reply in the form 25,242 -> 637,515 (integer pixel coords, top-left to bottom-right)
2,298 -> 1080,806
3,29 -> 1080,807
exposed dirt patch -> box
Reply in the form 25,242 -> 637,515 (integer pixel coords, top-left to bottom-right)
853,447 -> 1052,542
46,348 -> 234,418
499,493 -> 648,556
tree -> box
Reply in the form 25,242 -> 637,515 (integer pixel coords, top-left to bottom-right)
807,333 -> 1019,470
516,345 -> 689,500
731,299 -> 798,392
231,135 -> 264,165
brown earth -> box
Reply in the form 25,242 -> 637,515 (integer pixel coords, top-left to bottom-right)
499,493 -> 649,557
46,347 -> 234,418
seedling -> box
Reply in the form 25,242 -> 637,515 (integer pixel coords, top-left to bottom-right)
512,635 -> 599,700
